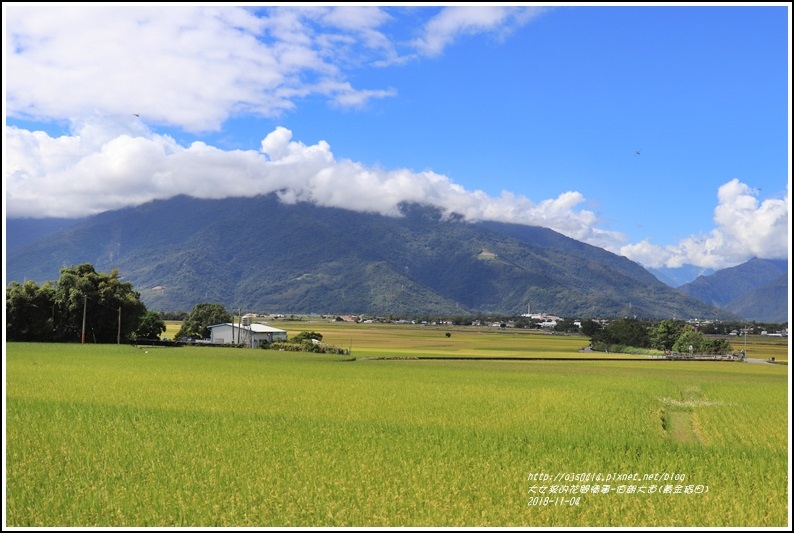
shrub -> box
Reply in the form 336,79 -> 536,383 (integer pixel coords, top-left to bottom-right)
289,331 -> 324,343
260,341 -> 349,355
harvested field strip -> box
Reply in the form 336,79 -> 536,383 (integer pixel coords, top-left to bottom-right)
666,411 -> 699,444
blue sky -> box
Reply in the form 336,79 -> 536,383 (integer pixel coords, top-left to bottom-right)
3,3 -> 791,271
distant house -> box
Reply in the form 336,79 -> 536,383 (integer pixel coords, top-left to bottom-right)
207,323 -> 287,348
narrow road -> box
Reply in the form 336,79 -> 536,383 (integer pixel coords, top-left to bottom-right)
746,357 -> 778,365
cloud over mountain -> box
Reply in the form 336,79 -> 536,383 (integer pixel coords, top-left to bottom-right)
7,120 -> 787,271
5,120 -> 623,250
619,179 -> 789,269
4,5 -> 788,272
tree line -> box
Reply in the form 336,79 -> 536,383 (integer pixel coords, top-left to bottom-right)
8,264 -> 784,350
6,264 -> 164,343
6,264 -> 237,344
583,318 -> 737,355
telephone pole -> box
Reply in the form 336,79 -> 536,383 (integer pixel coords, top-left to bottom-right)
117,307 -> 122,345
81,295 -> 87,344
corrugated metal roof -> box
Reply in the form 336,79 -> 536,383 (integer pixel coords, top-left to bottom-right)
207,323 -> 286,333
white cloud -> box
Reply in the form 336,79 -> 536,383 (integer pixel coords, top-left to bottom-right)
5,5 -> 542,131
5,5 -> 397,132
620,179 -> 790,269
5,5 -> 786,272
317,6 -> 396,59
412,6 -> 545,57
5,121 -> 627,251
6,120 -> 788,270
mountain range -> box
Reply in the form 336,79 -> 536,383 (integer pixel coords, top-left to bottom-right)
677,258 -> 788,323
647,265 -> 716,288
4,194 -> 785,321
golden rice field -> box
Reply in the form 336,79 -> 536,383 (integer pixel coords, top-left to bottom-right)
5,323 -> 790,527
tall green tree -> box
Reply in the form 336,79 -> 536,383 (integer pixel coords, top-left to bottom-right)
649,319 -> 685,351
52,264 -> 146,343
7,264 -> 146,343
175,303 -> 232,339
672,325 -> 706,355
6,280 -> 57,341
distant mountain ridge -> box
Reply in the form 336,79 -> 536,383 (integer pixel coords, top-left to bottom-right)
5,217 -> 86,254
5,194 -> 743,319
648,265 -> 716,287
677,258 -> 789,323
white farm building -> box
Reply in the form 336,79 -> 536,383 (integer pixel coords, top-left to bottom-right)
207,323 -> 287,348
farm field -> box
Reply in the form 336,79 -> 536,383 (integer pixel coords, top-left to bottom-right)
286,321 -> 598,359
267,318 -> 791,362
165,318 -> 790,361
5,326 -> 790,527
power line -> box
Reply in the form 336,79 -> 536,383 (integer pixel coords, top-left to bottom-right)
81,294 -> 124,344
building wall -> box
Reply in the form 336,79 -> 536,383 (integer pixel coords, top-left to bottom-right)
210,324 -> 287,347
210,324 -> 233,344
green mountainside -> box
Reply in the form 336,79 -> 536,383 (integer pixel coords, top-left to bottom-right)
724,273 -> 788,323
6,194 -> 739,319
678,258 -> 789,323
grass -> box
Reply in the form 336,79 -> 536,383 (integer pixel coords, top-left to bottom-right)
266,320 -> 617,359
732,337 -> 788,362
6,327 -> 789,527
163,320 -> 183,339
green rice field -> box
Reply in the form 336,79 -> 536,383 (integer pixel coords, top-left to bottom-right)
5,323 -> 790,527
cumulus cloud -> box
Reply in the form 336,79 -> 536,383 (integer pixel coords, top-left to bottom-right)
620,179 -> 789,269
5,5 -> 534,132
4,121 -> 627,251
8,6 -> 276,131
6,120 -> 788,270
5,6 -> 397,131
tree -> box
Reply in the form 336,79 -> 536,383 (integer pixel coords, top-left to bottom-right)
7,264 -> 146,343
580,319 -> 602,338
554,319 -> 580,334
701,337 -> 733,355
52,264 -> 147,343
135,310 -> 167,339
175,303 -> 232,339
6,280 -> 57,342
512,316 -> 532,329
290,331 -> 324,343
591,318 -> 650,349
672,326 -> 705,355
649,319 -> 685,351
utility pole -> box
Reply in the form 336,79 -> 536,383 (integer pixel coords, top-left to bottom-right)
81,294 -> 87,344
117,307 -> 122,345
